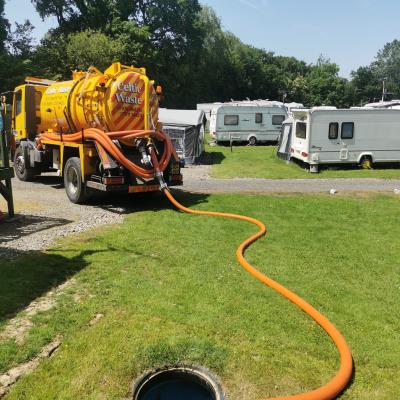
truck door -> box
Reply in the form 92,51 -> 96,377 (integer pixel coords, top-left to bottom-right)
12,88 -> 25,141
12,85 -> 37,141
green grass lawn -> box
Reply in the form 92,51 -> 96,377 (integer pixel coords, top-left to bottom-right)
1,192 -> 399,399
207,144 -> 400,179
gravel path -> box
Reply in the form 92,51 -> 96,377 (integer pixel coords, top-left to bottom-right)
180,165 -> 400,193
1,168 -> 399,259
0,174 -> 128,259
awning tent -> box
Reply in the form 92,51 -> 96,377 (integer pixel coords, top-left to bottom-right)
277,121 -> 292,161
159,109 -> 206,165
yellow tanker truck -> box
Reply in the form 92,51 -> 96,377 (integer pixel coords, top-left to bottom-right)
3,62 -> 182,203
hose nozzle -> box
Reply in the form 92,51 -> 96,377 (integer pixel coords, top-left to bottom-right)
149,144 -> 169,191
135,138 -> 152,166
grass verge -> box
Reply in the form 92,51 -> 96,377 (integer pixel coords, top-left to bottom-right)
1,192 -> 399,399
207,144 -> 400,179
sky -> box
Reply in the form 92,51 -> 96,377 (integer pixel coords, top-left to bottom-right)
5,0 -> 400,78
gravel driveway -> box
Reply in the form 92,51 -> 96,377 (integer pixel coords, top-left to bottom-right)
1,167 -> 399,259
0,174 -> 129,259
180,165 -> 400,193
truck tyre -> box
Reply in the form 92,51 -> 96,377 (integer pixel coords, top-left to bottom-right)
360,156 -> 373,169
64,157 -> 89,204
14,146 -> 35,181
248,136 -> 257,146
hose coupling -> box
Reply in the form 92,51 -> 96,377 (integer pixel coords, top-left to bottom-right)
155,170 -> 168,191
135,139 -> 152,166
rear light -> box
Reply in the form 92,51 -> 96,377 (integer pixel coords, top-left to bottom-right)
171,174 -> 183,182
171,163 -> 180,175
103,176 -> 124,185
290,147 -> 294,153
301,151 -> 308,157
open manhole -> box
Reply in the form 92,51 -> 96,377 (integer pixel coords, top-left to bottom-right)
132,366 -> 225,400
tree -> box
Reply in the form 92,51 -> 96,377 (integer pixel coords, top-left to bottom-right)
350,66 -> 381,105
1,1 -> 359,109
65,30 -> 124,71
8,20 -> 35,58
0,0 -> 9,53
302,56 -> 350,107
31,0 -> 205,107
350,39 -> 400,105
0,11 -> 37,93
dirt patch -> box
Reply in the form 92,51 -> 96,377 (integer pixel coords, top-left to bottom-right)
88,313 -> 104,327
0,336 -> 61,398
0,279 -> 76,345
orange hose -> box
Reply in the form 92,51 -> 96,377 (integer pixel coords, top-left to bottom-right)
40,126 -> 353,398
39,128 -> 174,180
163,189 -> 353,400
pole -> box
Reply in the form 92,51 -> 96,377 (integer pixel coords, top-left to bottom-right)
0,130 -> 14,218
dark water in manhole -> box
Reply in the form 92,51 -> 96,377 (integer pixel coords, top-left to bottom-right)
134,369 -> 219,400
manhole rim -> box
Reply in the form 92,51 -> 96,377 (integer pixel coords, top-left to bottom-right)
131,364 -> 225,400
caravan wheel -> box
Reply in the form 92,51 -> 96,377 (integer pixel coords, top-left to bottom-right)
248,136 -> 257,146
360,156 -> 373,169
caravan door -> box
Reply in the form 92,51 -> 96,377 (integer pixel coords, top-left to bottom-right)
326,121 -> 354,162
338,122 -> 354,161
292,120 -> 309,162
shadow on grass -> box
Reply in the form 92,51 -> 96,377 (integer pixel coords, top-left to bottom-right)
200,151 -> 225,166
0,248 -> 110,323
0,191 -> 209,323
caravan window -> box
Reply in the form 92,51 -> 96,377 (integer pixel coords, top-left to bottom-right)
224,115 -> 239,126
328,123 -> 339,139
341,122 -> 354,139
272,115 -> 286,125
255,113 -> 263,123
296,122 -> 307,139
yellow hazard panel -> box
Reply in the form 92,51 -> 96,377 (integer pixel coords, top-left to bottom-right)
105,71 -> 147,131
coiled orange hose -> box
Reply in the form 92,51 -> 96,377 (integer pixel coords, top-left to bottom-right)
163,189 -> 353,400
39,128 -> 174,180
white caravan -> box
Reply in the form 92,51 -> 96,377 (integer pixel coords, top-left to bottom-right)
290,108 -> 400,172
212,102 -> 287,145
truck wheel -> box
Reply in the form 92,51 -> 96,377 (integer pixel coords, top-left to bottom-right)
360,156 -> 373,169
14,146 -> 35,181
248,136 -> 257,146
64,157 -> 89,204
